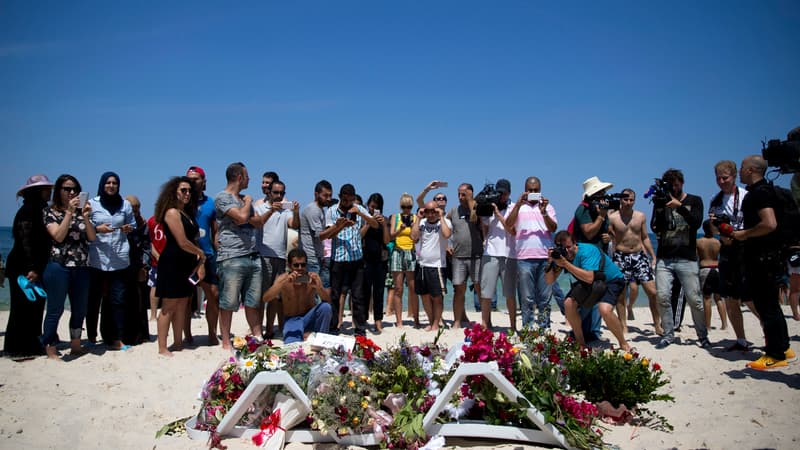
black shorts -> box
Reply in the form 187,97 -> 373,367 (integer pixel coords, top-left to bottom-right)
414,266 -> 447,297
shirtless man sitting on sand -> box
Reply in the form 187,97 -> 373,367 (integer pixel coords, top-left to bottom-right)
262,248 -> 332,344
608,188 -> 662,335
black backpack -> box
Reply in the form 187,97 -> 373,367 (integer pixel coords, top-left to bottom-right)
770,181 -> 800,257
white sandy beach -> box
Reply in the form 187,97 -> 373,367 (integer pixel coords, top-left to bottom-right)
1,305 -> 799,450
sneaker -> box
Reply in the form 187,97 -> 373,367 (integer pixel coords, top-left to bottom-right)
746,355 -> 788,370
655,339 -> 672,349
785,348 -> 797,363
699,338 -> 712,349
725,342 -> 752,352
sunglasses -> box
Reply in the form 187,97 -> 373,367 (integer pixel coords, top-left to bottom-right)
62,186 -> 78,193
434,196 -> 447,201
292,262 -> 307,268
424,209 -> 437,213
401,205 -> 412,209
271,191 -> 285,196
179,188 -> 192,194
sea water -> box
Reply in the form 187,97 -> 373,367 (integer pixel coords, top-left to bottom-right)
0,226 -> 12,309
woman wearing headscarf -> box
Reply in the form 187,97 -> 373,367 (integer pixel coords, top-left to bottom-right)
86,172 -> 136,350
41,175 -> 96,359
154,176 -> 204,356
3,175 -> 53,357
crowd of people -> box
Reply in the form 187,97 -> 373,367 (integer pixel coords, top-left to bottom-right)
3,154 -> 799,369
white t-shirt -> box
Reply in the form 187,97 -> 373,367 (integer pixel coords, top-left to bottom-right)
417,218 -> 452,268
708,186 -> 747,231
482,201 -> 515,258
254,202 -> 292,258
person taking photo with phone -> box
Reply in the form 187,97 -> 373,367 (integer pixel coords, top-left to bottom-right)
262,248 -> 332,344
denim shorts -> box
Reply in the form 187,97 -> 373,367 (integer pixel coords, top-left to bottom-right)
218,254 -> 263,310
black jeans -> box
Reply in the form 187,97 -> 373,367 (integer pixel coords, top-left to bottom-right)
329,259 -> 366,335
363,259 -> 387,323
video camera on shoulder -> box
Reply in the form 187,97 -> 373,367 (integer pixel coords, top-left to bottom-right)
762,130 -> 800,174
644,178 -> 673,206
475,183 -> 503,217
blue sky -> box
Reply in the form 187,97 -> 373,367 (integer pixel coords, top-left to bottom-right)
1,1 -> 799,227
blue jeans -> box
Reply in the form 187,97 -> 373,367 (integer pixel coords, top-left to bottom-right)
283,302 -> 333,344
517,258 -> 552,329
42,262 -> 90,345
656,258 -> 707,343
218,254 -> 263,310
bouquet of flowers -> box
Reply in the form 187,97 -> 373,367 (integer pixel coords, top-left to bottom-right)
368,334 -> 450,449
564,348 -> 672,408
307,353 -> 380,437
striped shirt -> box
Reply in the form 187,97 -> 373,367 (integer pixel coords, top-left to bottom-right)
514,203 -> 556,260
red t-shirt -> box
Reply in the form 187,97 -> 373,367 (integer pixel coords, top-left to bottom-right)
147,216 -> 167,267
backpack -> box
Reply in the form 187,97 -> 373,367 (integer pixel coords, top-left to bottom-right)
770,182 -> 800,256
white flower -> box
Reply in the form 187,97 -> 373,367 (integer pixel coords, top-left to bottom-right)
239,357 -> 257,374
262,353 -> 285,370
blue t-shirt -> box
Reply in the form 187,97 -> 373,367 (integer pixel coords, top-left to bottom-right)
196,193 -> 216,256
573,244 -> 624,282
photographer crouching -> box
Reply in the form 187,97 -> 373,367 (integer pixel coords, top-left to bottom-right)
545,230 -> 631,351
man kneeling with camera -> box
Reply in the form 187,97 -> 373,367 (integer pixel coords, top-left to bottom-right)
262,248 -> 332,344
545,230 -> 631,351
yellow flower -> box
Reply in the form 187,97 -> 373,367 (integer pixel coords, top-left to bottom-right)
312,399 -> 319,407
232,336 -> 247,349
361,400 -> 369,409
360,375 -> 368,382
348,380 -> 356,389
352,417 -> 360,425
623,352 -> 632,361
642,358 -> 649,366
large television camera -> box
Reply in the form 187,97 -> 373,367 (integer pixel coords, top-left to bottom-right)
762,127 -> 800,174
475,183 -> 504,217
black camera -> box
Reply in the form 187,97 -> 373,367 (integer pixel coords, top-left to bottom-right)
711,214 -> 731,228
550,245 -> 568,260
762,134 -> 800,174
644,178 -> 673,206
475,183 -> 504,217
401,214 -> 413,227
590,192 -> 625,211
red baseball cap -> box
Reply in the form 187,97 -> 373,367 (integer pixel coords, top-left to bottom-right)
187,166 -> 206,179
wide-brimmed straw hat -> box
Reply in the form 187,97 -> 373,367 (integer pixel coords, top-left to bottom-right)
582,176 -> 613,198
17,174 -> 54,197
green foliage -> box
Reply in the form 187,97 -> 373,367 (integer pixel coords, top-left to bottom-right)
564,348 -> 674,409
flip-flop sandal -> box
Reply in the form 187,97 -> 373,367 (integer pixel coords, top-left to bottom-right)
16,275 -> 37,302
32,283 -> 47,298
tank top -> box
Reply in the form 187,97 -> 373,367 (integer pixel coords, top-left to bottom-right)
393,214 -> 416,250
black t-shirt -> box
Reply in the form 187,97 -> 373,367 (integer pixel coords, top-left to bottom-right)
651,193 -> 703,260
742,179 -> 780,254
